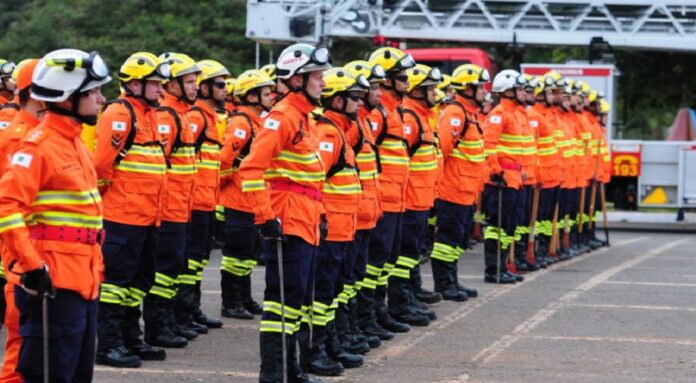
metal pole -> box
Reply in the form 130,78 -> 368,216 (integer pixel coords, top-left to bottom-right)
255,42 -> 261,70
496,186 -> 503,282
42,294 -> 49,383
276,240 -> 288,383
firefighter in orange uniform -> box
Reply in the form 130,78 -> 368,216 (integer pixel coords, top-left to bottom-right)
364,47 -> 415,334
180,58 -> 228,331
0,58 -> 41,383
141,53 -> 200,349
343,60 -> 395,342
482,70 -> 529,284
529,73 -> 563,267
95,52 -> 169,367
0,48 -> 109,382
238,43 -> 330,383
218,69 -> 274,319
387,64 -> 441,327
0,59 -> 15,107
430,63 -> 489,300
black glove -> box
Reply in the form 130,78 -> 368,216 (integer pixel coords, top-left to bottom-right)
490,172 -> 506,187
20,266 -> 53,296
319,215 -> 328,241
259,219 -> 284,240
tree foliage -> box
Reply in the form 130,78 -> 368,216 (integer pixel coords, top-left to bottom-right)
1,0 -> 694,139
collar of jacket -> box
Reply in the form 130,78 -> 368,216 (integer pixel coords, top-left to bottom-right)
195,99 -> 216,120
283,92 -> 315,116
380,91 -> 401,112
402,96 -> 432,118
499,97 -> 518,109
235,105 -> 263,127
15,108 -> 41,128
454,94 -> 479,114
161,92 -> 190,115
42,111 -> 82,138
322,109 -> 353,133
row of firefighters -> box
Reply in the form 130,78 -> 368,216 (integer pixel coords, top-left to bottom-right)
0,43 -> 611,383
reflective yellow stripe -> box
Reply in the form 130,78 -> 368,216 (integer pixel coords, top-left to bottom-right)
115,161 -> 167,175
25,211 -> 102,229
380,155 -> 409,165
33,188 -> 101,206
265,168 -> 324,182
380,140 -> 406,149
409,161 -> 438,172
538,136 -> 555,144
168,164 -> 197,175
242,179 -> 265,192
127,145 -> 164,156
323,183 -> 362,194
500,134 -> 534,143
0,213 -> 25,234
356,152 -> 376,163
458,140 -> 484,149
197,159 -> 220,169
496,145 -> 537,155
451,150 -> 485,162
538,147 -> 558,156
276,150 -> 319,164
200,144 -> 220,153
359,169 -> 378,180
170,147 -> 196,157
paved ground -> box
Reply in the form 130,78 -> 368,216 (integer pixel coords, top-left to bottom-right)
3,232 -> 695,382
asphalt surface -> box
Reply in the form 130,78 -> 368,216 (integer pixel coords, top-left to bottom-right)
3,231 -> 695,382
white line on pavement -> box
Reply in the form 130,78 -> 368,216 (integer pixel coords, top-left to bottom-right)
603,280 -> 696,288
470,237 -> 689,367
568,302 -> 696,312
94,366 -> 258,378
525,334 -> 696,346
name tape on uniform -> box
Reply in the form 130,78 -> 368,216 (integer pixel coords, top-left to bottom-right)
11,152 -> 32,168
264,118 -> 280,131
112,121 -> 127,132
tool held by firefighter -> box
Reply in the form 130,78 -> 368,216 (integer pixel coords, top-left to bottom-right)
526,187 -> 541,266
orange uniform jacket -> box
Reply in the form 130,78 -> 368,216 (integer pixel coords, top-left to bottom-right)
238,92 -> 325,246
94,96 -> 167,226
316,110 -> 361,242
483,98 -> 525,190
0,103 -> 19,134
583,110 -> 604,182
401,97 -> 439,211
353,107 -> 382,230
556,109 -> 578,189
531,103 -> 561,188
157,93 -> 198,222
0,113 -> 104,300
437,95 -> 485,205
515,105 -> 537,186
599,125 -> 611,183
0,109 -> 40,173
369,92 -> 409,213
219,105 -> 262,213
189,100 -> 223,212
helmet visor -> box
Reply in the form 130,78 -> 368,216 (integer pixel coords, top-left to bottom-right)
356,74 -> 371,90
370,64 -> 386,82
311,47 -> 330,66
395,54 -> 415,71
480,69 -> 491,83
0,62 -> 15,77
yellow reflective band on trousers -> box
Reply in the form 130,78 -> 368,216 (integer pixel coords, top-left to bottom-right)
215,205 -> 225,221
99,283 -> 129,305
221,255 -> 256,277
32,188 -> 101,206
121,287 -> 147,307
431,241 -> 460,263
0,213 -> 24,234
260,320 -> 300,335
396,254 -> 419,269
25,211 -> 102,230
263,301 -> 301,320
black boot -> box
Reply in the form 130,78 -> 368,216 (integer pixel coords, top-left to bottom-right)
347,297 -> 380,348
300,326 -> 344,376
193,280 -> 223,329
411,263 -> 442,304
336,304 -> 369,355
375,298 -> 410,333
259,331 -> 285,383
432,259 -> 468,302
452,260 -> 478,298
325,321 -> 363,368
97,302 -> 143,368
288,332 -> 326,383
388,277 -> 430,326
483,239 -> 516,284
143,295 -> 188,348
357,288 -> 395,340
242,274 -> 264,315
220,273 -> 255,319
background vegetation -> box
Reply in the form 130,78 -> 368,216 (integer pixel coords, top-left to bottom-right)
1,0 -> 694,139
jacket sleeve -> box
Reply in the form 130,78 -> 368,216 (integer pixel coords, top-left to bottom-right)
0,139 -> 46,272
238,112 -> 291,224
219,116 -> 252,186
483,112 -> 504,177
94,104 -> 132,193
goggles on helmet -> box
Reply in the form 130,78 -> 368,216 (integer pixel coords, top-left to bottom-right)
147,61 -> 171,80
355,74 -> 370,90
0,62 -> 15,77
370,64 -> 386,81
394,54 -> 415,71
46,51 -> 109,82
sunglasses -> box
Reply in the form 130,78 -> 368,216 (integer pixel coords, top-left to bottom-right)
213,81 -> 227,89
393,74 -> 409,83
346,93 -> 363,101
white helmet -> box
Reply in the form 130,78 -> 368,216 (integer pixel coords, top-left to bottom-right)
32,49 -> 112,103
275,44 -> 331,80
491,69 -> 527,93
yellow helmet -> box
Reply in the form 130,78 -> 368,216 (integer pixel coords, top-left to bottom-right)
437,74 -> 452,90
118,52 -> 170,83
406,64 -> 442,93
434,89 -> 447,104
522,73 -> 540,91
599,99 -> 611,114
564,78 -> 576,95
225,77 -> 236,94
451,64 -> 490,90
0,59 -> 15,78
321,67 -> 370,99
344,60 -> 386,83
234,69 -> 275,97
543,71 -> 567,90
588,89 -> 599,102
260,64 -> 276,80
368,47 -> 415,73
197,60 -> 230,85
574,80 -> 591,95
159,52 -> 200,79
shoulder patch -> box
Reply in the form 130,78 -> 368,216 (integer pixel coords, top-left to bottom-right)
0,121 -> 9,130
530,120 -> 539,128
10,152 -> 32,168
112,121 -> 127,132
234,128 -> 247,139
264,118 -> 280,131
403,125 -> 412,135
319,141 -> 334,153
158,124 -> 171,134
370,121 -> 378,131
25,129 -> 44,143
190,123 -> 199,133
450,118 -> 462,127
489,115 -> 502,125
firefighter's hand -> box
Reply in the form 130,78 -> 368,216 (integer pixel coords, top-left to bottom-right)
490,172 -> 506,187
20,265 -> 54,296
259,219 -> 285,241
320,215 -> 328,241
